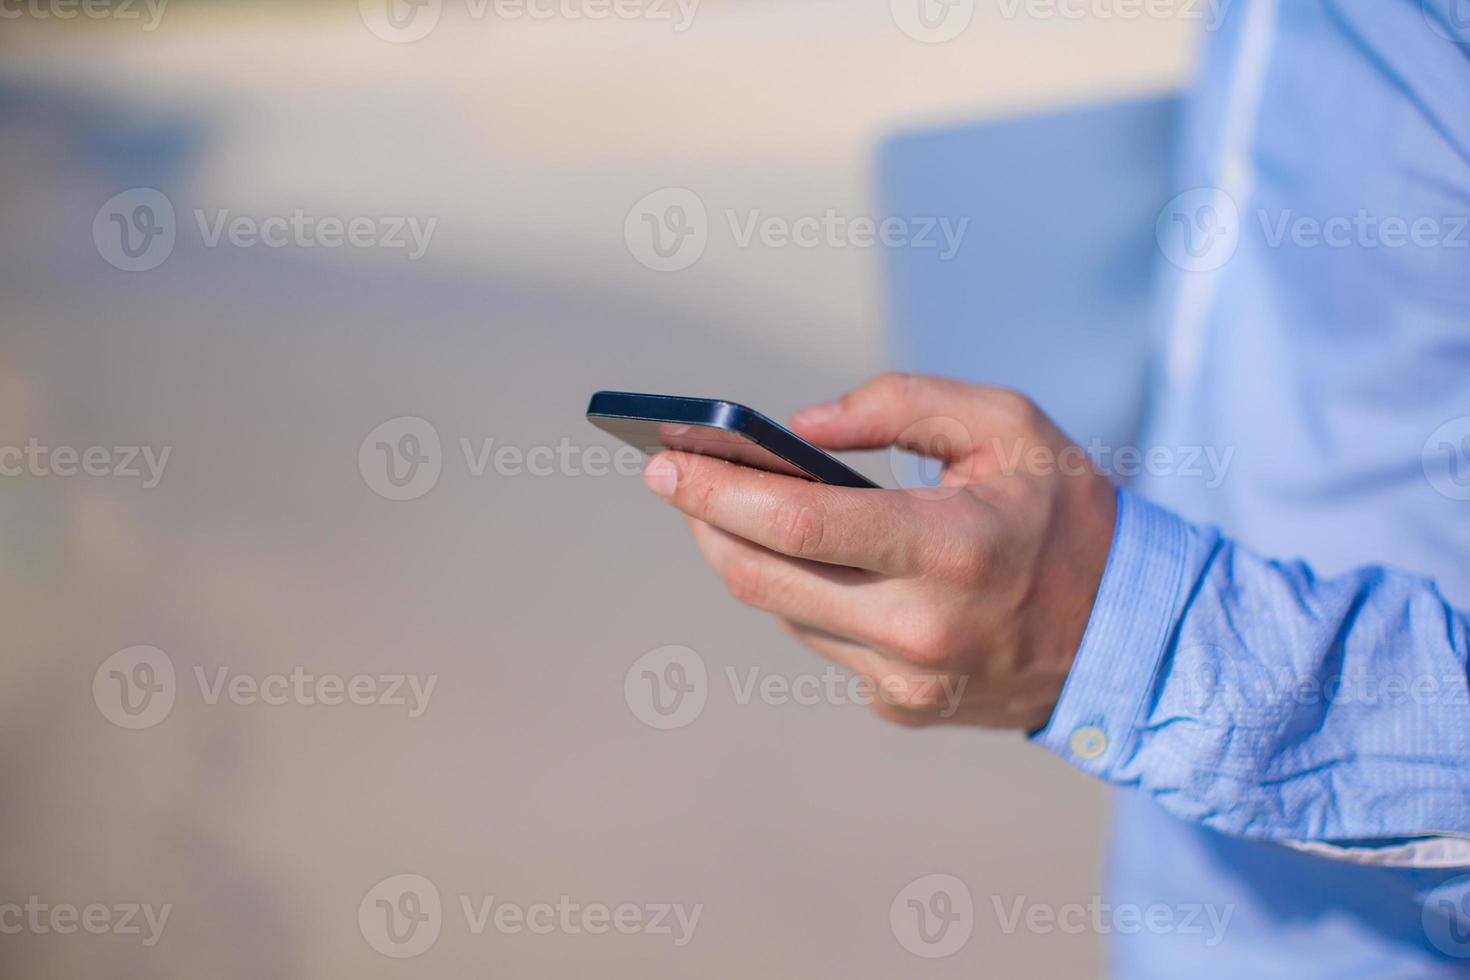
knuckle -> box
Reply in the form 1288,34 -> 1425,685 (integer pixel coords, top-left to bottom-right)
869,697 -> 935,729
890,612 -> 967,667
771,495 -> 827,558
928,530 -> 989,584
988,385 -> 1031,412
873,670 -> 935,712
928,621 -> 971,665
875,370 -> 915,392
859,371 -> 917,411
937,547 -> 984,585
688,464 -> 720,520
990,387 -> 1045,430
722,554 -> 772,608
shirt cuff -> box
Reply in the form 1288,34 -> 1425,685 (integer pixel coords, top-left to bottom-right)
1029,488 -> 1194,779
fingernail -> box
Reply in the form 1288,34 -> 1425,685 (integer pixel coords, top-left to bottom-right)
643,455 -> 678,498
791,400 -> 841,427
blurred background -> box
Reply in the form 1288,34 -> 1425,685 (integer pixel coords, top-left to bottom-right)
1,3 -> 1196,976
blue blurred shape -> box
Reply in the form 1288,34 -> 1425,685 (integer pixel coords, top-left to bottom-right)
0,80 -> 205,190
876,93 -> 1181,449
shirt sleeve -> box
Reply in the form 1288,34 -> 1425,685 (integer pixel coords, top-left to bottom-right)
1031,487 -> 1470,851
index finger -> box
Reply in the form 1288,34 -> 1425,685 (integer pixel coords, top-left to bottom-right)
643,450 -> 927,575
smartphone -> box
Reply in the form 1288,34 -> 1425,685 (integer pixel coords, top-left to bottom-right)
586,391 -> 879,489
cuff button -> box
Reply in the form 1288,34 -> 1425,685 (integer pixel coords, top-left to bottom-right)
1069,725 -> 1107,760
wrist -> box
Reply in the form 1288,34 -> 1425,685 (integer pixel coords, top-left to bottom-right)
1028,469 -> 1119,724
1029,488 -> 1190,763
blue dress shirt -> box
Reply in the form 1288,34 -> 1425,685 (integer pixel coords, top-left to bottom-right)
1030,1 -> 1470,973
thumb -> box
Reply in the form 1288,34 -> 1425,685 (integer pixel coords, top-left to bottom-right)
789,372 -> 1009,462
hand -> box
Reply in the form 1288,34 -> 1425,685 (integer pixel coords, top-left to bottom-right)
641,372 -> 1117,731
